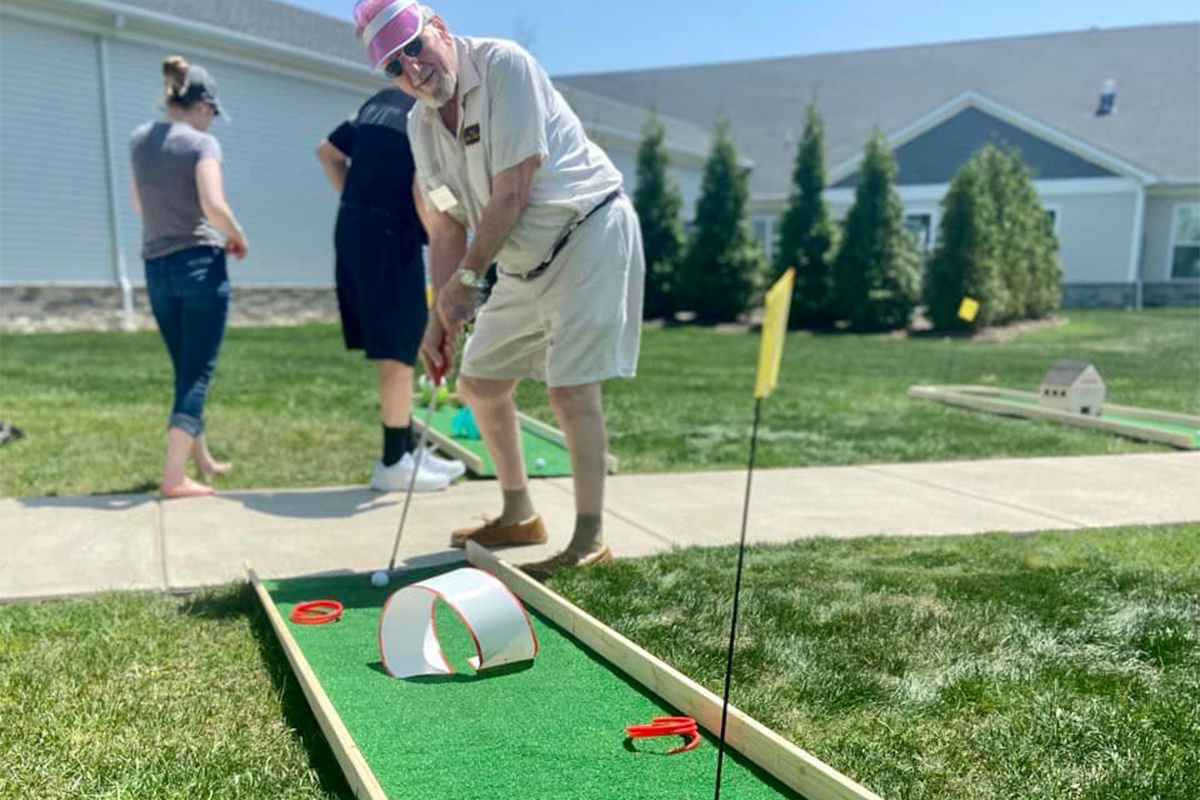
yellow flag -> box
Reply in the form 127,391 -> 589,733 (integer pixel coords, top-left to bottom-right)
754,269 -> 795,399
957,296 -> 980,323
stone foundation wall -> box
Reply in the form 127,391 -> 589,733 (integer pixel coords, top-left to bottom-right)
1061,283 -> 1137,309
1,286 -> 340,333
1142,281 -> 1200,308
4,280 -> 1196,334
1060,282 -> 1200,309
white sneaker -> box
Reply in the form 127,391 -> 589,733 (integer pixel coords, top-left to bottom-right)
418,445 -> 466,481
369,452 -> 449,493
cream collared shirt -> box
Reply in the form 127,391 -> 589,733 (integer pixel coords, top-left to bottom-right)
408,36 -> 623,275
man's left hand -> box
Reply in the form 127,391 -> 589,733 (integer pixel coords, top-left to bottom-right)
437,269 -> 478,334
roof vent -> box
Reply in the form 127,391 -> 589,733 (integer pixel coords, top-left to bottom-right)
1096,78 -> 1117,116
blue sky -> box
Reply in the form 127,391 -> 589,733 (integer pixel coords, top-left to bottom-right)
282,0 -> 1199,75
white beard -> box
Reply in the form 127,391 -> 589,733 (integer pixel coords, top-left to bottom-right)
417,69 -> 458,109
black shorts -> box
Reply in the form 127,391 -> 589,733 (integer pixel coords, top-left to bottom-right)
334,204 -> 426,363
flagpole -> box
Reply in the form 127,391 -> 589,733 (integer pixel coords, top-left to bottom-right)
713,397 -> 763,800
712,267 -> 793,800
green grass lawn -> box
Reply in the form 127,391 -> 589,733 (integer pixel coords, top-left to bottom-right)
1,309 -> 1197,498
552,525 -> 1200,800
2,525 -> 1196,800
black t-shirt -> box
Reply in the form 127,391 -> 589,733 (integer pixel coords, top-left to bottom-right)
328,89 -> 423,227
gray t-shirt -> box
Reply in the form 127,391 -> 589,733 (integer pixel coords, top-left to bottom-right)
130,121 -> 225,259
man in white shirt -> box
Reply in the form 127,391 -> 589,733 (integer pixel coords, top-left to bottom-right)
352,1 -> 645,579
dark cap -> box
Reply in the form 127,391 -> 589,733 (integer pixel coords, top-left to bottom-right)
178,65 -> 226,118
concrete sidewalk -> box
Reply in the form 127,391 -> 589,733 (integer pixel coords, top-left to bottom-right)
1,451 -> 1196,602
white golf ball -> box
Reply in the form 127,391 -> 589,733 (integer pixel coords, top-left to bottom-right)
370,570 -> 389,588
534,457 -> 546,469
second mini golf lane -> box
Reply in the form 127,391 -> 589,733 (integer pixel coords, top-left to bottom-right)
415,405 -> 575,477
265,568 -> 805,800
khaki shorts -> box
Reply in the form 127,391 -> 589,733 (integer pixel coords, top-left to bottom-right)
460,195 -> 644,387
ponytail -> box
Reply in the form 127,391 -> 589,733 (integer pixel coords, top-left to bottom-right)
162,55 -> 189,106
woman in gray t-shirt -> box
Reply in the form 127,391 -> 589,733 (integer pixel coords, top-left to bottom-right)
130,56 -> 249,499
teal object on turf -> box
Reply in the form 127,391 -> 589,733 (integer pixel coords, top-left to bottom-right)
451,406 -> 481,439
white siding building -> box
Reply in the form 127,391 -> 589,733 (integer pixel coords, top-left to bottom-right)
2,1 -> 1196,311
0,0 -> 706,315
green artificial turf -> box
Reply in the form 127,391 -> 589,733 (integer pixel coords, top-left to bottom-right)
417,403 -> 574,477
264,568 -> 803,800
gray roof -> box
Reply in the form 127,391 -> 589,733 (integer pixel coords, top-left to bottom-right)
103,0 -> 717,155
76,4 -> 1199,188
1042,359 -> 1103,387
112,0 -> 365,62
557,85 -> 714,159
559,23 -> 1200,194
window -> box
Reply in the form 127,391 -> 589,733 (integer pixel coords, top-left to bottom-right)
903,213 -> 932,252
1043,205 -> 1060,234
752,216 -> 776,261
1169,204 -> 1200,279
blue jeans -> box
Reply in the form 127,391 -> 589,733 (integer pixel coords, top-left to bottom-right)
145,246 -> 230,436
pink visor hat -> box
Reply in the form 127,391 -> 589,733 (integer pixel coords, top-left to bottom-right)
353,0 -> 424,70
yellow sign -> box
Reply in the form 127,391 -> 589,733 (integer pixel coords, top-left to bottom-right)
957,296 -> 980,323
755,269 -> 795,399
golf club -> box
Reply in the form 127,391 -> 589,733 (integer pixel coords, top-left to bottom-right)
383,363 -> 445,578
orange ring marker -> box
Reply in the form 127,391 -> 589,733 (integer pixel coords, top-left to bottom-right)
289,599 -> 343,625
625,716 -> 702,755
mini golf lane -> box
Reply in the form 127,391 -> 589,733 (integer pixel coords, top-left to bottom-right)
264,567 -> 805,800
417,405 -> 574,477
909,385 -> 1200,449
999,394 -> 1200,445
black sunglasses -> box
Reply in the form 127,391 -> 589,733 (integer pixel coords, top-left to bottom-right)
383,36 -> 423,78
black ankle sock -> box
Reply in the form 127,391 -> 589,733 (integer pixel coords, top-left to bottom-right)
382,425 -> 413,466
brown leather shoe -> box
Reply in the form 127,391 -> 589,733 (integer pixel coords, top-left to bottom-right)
520,547 -> 613,581
449,514 -> 548,549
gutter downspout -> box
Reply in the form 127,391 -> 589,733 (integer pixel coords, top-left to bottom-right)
1129,184 -> 1146,310
96,24 -> 135,330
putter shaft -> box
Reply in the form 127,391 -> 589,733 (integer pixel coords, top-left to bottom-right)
386,381 -> 441,571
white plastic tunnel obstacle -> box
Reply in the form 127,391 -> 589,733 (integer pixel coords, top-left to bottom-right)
378,567 -> 539,678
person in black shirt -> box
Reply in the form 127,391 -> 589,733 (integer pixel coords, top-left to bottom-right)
317,88 -> 463,492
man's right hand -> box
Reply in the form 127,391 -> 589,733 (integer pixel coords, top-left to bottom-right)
419,318 -> 455,382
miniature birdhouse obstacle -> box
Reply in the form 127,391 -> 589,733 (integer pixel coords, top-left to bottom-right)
1038,359 -> 1106,416
908,360 -> 1199,449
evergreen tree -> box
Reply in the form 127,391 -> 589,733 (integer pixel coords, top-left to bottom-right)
632,111 -> 686,319
925,159 -> 1005,330
925,145 -> 1061,330
775,101 -> 838,328
680,120 -> 764,323
832,129 -> 921,330
989,147 -> 1062,318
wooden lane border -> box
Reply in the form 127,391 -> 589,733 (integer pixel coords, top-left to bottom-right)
409,414 -> 488,475
247,565 -> 389,800
516,411 -> 620,474
464,542 -> 885,800
908,385 -> 1198,449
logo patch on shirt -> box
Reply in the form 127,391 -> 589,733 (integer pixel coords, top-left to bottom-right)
462,123 -> 481,145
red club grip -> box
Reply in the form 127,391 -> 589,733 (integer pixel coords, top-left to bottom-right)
430,329 -> 449,386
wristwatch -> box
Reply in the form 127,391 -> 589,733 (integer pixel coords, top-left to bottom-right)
454,268 -> 481,288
